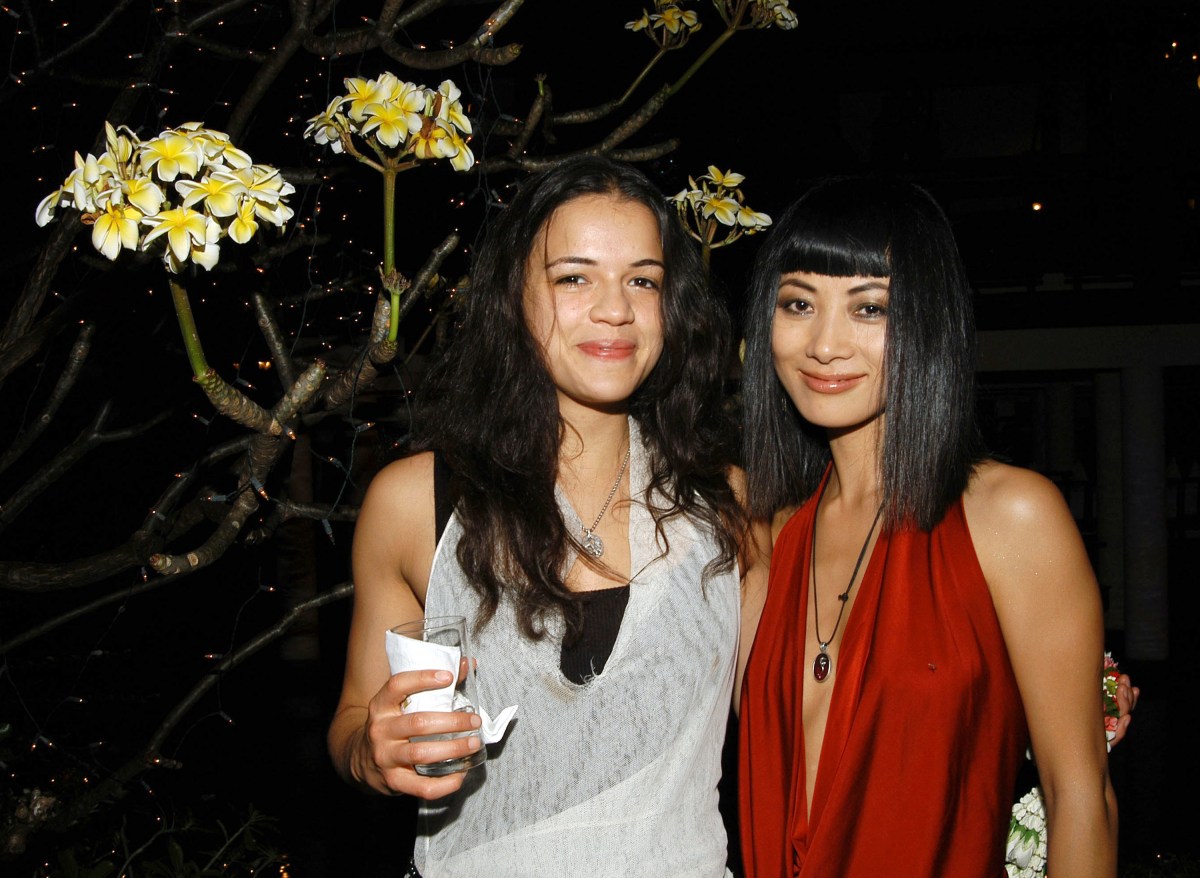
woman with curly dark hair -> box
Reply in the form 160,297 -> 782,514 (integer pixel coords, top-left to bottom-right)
329,155 -> 750,877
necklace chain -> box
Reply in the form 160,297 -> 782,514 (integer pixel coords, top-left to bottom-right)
810,479 -> 884,682
580,444 -> 631,558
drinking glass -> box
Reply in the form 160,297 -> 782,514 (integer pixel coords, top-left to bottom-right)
389,615 -> 486,777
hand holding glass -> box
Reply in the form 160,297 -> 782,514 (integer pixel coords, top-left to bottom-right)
389,615 -> 487,777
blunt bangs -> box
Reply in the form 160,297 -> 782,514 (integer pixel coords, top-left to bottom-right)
769,178 -> 898,279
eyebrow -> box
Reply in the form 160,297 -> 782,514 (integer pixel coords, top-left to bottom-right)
545,256 -> 665,269
779,277 -> 889,294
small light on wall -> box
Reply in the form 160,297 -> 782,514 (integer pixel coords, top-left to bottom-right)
1031,202 -> 1043,212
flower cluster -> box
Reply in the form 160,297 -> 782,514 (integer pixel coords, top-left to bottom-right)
304,74 -> 474,171
626,1 -> 702,47
1103,651 -> 1121,747
35,122 -> 293,273
1005,788 -> 1048,878
671,166 -> 771,251
713,0 -> 798,30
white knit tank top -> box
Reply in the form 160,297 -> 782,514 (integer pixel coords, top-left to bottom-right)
415,421 -> 738,877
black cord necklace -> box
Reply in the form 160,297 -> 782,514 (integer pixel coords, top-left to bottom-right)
810,479 -> 884,683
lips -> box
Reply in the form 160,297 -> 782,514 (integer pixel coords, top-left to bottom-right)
800,371 -> 866,393
578,339 -> 636,360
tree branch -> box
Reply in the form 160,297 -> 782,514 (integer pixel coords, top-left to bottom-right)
0,323 -> 94,476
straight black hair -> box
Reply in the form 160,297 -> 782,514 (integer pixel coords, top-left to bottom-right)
414,154 -> 744,639
742,176 -> 982,530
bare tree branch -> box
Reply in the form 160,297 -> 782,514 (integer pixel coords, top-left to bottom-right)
0,404 -> 174,535
52,582 -> 354,828
252,293 -> 297,390
0,323 -> 95,476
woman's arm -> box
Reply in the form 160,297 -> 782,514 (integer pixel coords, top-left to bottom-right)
328,452 -> 482,799
966,462 -> 1117,878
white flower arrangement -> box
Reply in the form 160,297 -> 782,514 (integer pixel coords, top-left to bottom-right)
1005,787 -> 1048,878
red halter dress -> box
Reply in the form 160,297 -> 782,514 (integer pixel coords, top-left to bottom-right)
739,485 -> 1028,877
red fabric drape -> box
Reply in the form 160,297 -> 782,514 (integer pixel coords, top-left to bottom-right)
739,491 -> 1028,877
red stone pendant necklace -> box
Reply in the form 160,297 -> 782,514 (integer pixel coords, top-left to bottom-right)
810,481 -> 884,683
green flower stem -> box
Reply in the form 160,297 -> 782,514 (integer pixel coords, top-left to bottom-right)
668,26 -> 738,98
620,48 -> 668,106
169,278 -> 210,378
382,167 -> 401,342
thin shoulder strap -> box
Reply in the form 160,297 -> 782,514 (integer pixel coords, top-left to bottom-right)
433,450 -> 455,545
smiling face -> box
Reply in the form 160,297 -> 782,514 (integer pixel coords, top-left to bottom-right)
771,271 -> 889,435
524,193 -> 666,418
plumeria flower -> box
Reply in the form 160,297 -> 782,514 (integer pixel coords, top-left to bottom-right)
139,132 -> 204,183
361,99 -> 419,149
700,194 -> 741,226
232,165 -> 295,226
90,202 -> 143,261
142,206 -> 212,262
703,166 -> 744,187
651,4 -> 699,33
228,199 -> 260,245
445,130 -> 475,172
342,75 -> 394,122
411,119 -> 452,160
304,97 -> 349,153
35,188 -> 65,227
625,11 -> 650,30
122,176 -> 167,217
670,187 -> 702,206
103,121 -> 137,165
176,170 -> 246,218
435,80 -> 472,135
737,205 -> 772,230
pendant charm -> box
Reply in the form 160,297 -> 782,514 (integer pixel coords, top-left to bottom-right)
813,650 -> 831,682
582,530 -> 605,558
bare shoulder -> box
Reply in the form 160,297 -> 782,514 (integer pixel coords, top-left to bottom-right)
354,451 -> 438,604
963,460 -> 1075,546
962,459 -> 1093,599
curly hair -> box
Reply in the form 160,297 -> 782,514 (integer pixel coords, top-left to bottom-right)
412,155 -> 744,639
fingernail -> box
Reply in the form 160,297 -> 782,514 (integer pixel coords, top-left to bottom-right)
433,671 -> 452,683
468,735 -> 481,751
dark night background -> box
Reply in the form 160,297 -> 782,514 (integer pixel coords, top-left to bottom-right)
1,1 -> 1198,875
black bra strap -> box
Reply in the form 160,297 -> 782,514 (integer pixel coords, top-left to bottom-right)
433,450 -> 455,545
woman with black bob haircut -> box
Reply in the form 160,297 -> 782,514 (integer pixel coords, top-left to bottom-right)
736,177 -> 1117,877
741,176 -> 980,530
330,154 -> 749,878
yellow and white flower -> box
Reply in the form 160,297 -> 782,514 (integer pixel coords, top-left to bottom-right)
625,11 -> 650,30
305,73 -> 476,174
139,132 -> 205,183
305,97 -> 350,153
142,206 -> 210,262
36,120 -> 290,269
176,169 -> 246,218
651,4 -> 699,34
90,202 -> 143,261
435,80 -> 472,135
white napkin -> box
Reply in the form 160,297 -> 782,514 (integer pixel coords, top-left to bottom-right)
385,629 -> 517,744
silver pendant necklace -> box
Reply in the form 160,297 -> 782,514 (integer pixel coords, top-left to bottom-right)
810,480 -> 884,683
580,445 -> 631,558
